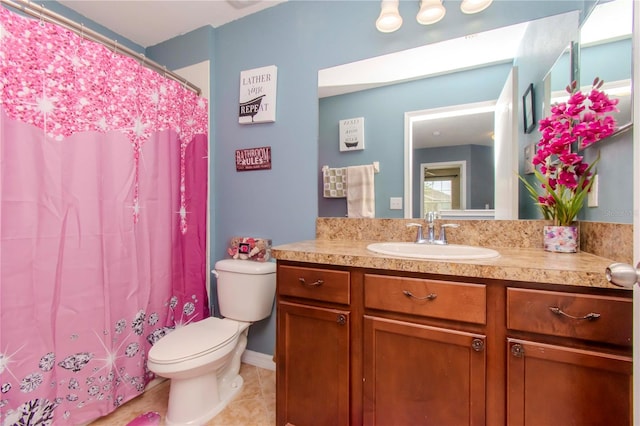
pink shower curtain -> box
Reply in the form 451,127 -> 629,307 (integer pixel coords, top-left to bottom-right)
0,7 -> 209,425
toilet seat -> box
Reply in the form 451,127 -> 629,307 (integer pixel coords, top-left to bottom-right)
148,317 -> 239,365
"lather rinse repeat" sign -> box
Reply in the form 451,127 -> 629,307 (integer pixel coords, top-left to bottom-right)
239,65 -> 277,124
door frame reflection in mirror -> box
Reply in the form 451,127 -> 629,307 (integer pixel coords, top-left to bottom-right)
404,100 -> 497,219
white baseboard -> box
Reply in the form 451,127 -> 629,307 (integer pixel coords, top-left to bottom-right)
145,376 -> 167,391
242,349 -> 276,371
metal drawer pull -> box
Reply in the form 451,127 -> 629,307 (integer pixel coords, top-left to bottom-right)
471,338 -> 484,352
511,343 -> 524,358
298,278 -> 324,287
548,306 -> 601,321
402,290 -> 437,301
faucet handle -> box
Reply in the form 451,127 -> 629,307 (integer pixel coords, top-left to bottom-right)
439,223 -> 460,244
407,223 -> 426,244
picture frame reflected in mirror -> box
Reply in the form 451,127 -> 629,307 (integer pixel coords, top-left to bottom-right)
523,83 -> 535,134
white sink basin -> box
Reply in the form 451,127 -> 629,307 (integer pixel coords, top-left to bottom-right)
366,242 -> 500,260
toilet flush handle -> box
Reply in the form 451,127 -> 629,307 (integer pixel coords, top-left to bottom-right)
211,269 -> 219,278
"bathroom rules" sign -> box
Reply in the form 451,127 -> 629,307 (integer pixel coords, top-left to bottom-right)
238,65 -> 277,124
235,146 -> 272,171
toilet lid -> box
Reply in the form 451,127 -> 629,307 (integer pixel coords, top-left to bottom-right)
148,317 -> 239,364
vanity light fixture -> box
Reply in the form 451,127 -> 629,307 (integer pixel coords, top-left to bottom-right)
460,0 -> 493,14
376,0 -> 403,33
377,0 -> 493,32
417,0 -> 446,25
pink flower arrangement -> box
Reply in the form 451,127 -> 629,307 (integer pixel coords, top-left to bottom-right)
520,77 -> 618,226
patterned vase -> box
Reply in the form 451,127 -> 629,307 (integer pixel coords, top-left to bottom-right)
543,225 -> 579,253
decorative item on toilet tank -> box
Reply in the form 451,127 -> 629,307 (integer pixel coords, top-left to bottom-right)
227,237 -> 272,261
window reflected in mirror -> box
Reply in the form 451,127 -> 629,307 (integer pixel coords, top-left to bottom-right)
422,164 -> 463,216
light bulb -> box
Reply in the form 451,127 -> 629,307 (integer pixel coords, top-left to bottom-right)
417,0 -> 446,25
460,0 -> 493,14
376,0 -> 403,33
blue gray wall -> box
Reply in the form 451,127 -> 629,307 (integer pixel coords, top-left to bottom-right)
28,1 -> 629,356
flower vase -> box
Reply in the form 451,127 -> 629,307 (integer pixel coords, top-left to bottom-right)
543,225 -> 579,253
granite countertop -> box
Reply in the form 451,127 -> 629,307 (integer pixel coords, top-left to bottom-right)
272,239 -> 628,291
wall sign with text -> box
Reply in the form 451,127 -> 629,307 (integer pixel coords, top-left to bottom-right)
236,146 -> 272,171
239,65 -> 277,124
339,117 -> 365,151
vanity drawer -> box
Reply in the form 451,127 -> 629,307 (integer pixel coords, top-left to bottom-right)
364,274 -> 486,324
278,265 -> 350,305
507,288 -> 632,347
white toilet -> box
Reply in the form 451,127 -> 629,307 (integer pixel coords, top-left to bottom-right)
147,259 -> 276,426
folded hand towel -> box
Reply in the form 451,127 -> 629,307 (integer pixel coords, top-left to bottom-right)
322,167 -> 347,198
346,165 -> 375,218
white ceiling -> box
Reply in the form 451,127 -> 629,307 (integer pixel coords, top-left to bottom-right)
58,0 -> 286,47
412,105 -> 496,149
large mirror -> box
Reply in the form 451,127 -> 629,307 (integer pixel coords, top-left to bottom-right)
318,0 -> 632,221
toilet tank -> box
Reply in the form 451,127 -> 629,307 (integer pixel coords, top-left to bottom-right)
213,259 -> 276,322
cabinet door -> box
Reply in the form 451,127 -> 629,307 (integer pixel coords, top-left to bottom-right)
277,301 -> 350,426
363,316 -> 486,426
507,339 -> 632,426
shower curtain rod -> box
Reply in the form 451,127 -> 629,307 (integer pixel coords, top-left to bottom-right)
1,0 -> 202,95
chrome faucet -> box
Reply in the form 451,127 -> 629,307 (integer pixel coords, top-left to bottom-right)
425,211 -> 437,242
407,211 -> 459,244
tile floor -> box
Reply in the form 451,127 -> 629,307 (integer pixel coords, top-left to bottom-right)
89,364 -> 275,426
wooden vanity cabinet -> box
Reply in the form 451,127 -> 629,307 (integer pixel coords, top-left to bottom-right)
276,264 -> 354,426
363,274 -> 488,426
506,287 -> 633,426
275,261 -> 633,426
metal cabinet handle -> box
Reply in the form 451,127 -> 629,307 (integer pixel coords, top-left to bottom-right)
548,306 -> 601,321
337,314 -> 347,326
298,278 -> 324,287
402,290 -> 437,301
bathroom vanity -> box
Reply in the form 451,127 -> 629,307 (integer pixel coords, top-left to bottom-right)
273,219 -> 633,426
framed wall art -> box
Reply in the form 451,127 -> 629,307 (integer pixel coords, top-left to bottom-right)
239,65 -> 277,124
522,83 -> 535,133
339,117 -> 365,152
235,146 -> 272,171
